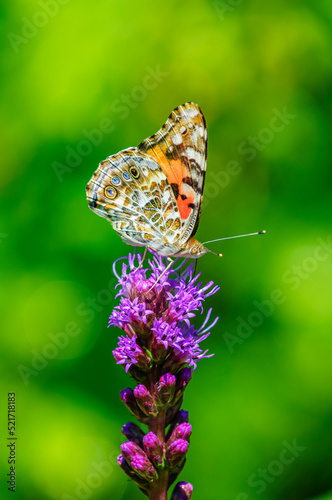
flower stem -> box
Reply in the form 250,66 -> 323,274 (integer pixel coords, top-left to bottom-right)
149,470 -> 168,500
148,370 -> 169,500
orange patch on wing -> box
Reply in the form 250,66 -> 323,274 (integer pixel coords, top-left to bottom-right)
178,184 -> 195,220
168,159 -> 187,184
178,198 -> 192,220
145,146 -> 189,184
145,144 -> 195,220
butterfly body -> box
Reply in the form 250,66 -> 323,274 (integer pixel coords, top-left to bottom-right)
86,103 -> 209,259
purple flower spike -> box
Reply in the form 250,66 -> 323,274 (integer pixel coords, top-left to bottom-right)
108,250 -> 219,498
171,481 -> 194,500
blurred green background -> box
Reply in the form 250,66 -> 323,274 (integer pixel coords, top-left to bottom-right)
1,0 -> 332,499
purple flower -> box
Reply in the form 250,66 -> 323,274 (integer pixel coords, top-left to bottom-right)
109,251 -> 219,373
109,250 -> 219,498
113,334 -> 151,372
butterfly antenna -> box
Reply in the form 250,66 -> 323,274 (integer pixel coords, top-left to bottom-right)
207,249 -> 223,258
203,230 -> 266,246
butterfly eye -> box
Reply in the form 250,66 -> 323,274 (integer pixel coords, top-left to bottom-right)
111,176 -> 121,185
122,172 -> 130,181
104,186 -> 117,199
129,166 -> 140,179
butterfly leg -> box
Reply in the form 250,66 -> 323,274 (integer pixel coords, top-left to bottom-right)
147,257 -> 174,293
135,246 -> 149,271
140,246 -> 149,267
132,246 -> 149,275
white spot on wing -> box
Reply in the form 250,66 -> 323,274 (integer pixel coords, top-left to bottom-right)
185,107 -> 199,118
185,147 -> 204,165
172,133 -> 182,145
162,190 -> 171,203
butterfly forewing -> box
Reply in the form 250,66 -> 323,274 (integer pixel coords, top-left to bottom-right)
138,102 -> 207,243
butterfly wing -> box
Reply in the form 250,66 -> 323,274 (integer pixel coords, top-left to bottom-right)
138,102 -> 207,244
86,149 -> 183,255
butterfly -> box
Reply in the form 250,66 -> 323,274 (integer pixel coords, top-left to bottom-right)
86,102 -> 211,259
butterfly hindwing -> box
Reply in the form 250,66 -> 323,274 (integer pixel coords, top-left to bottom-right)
86,149 -> 182,254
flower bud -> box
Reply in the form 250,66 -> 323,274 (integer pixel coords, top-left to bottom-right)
166,439 -> 189,468
167,423 -> 192,446
120,388 -> 148,423
121,441 -> 158,482
166,410 -> 189,440
176,368 -> 192,393
122,422 -> 145,448
117,454 -> 149,490
171,481 -> 193,499
154,373 -> 176,406
174,410 -> 189,424
134,384 -> 158,417
143,431 -> 164,467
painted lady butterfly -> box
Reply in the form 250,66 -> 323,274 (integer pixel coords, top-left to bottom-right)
86,102 -> 211,259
